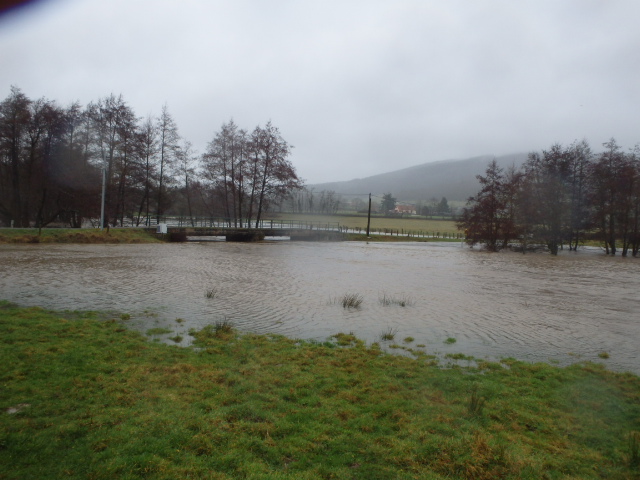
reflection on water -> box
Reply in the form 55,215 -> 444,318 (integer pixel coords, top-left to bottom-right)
1,241 -> 638,373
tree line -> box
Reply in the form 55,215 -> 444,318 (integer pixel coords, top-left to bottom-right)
281,187 -> 343,215
0,86 -> 300,228
458,139 -> 640,256
281,189 -> 454,217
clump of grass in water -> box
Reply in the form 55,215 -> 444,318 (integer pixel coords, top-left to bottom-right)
331,332 -> 364,347
598,351 -> 610,359
446,353 -> 475,361
340,293 -> 363,309
120,313 -> 131,321
214,318 -> 233,335
189,318 -> 235,344
205,287 -> 219,299
379,326 -> 398,341
444,337 -> 457,344
379,293 -> 414,307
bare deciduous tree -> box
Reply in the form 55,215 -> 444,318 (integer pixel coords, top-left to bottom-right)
155,104 -> 179,223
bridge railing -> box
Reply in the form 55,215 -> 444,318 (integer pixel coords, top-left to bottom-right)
142,216 -> 342,231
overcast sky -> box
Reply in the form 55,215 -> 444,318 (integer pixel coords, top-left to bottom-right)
1,0 -> 638,184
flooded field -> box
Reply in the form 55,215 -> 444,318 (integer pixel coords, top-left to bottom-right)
1,241 -> 638,373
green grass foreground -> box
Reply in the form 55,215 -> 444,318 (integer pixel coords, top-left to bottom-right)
0,228 -> 161,244
2,303 -> 640,479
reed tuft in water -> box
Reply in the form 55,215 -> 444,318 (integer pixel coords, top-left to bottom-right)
214,318 -> 234,335
379,326 -> 398,341
379,293 -> 414,307
339,293 -> 363,309
205,287 -> 219,299
189,318 -> 235,342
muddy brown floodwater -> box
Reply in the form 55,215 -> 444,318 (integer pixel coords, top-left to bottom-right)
1,241 -> 638,373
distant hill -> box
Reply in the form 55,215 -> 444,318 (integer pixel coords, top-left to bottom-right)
308,153 -> 528,202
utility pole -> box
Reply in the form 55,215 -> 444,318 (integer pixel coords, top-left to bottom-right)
366,193 -> 372,237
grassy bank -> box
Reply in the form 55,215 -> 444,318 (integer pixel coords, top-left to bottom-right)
2,302 -> 640,479
0,228 -> 161,244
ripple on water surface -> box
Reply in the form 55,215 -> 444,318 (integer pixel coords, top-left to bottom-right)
0,241 -> 638,373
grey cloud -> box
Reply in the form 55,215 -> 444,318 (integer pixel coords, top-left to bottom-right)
1,0 -> 639,183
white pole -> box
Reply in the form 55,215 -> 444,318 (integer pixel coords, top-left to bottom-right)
100,167 -> 106,231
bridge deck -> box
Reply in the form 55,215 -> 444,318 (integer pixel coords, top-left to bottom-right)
145,225 -> 347,241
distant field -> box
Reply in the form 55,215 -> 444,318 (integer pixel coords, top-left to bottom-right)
270,213 -> 461,236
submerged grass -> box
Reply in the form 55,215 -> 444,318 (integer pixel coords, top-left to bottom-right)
2,301 -> 640,479
331,332 -> 365,347
145,327 -> 173,336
